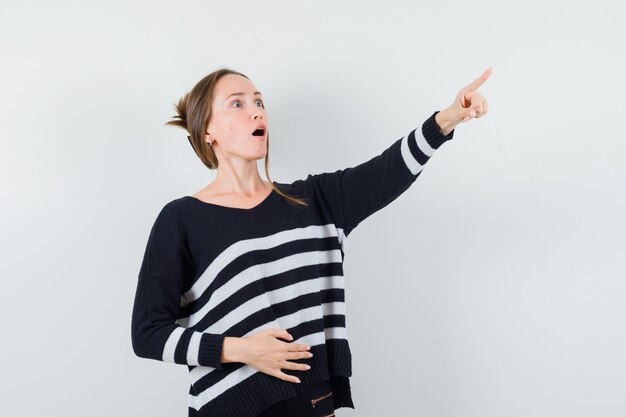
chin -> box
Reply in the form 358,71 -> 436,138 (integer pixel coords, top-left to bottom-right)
244,150 -> 267,160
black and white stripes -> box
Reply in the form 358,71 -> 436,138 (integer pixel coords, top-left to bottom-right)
131,110 -> 454,417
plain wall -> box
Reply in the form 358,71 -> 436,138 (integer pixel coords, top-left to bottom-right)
1,0 -> 625,416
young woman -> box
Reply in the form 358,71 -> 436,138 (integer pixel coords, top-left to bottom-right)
131,67 -> 491,417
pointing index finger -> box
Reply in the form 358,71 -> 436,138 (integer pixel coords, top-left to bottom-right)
465,67 -> 493,92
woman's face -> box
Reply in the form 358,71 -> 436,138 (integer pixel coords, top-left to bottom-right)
206,74 -> 268,160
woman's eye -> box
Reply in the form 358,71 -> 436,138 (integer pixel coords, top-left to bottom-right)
231,99 -> 264,108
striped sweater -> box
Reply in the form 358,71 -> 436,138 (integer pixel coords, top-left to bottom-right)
130,110 -> 455,417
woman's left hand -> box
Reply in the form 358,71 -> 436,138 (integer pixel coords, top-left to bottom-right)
435,67 -> 492,135
454,67 -> 492,122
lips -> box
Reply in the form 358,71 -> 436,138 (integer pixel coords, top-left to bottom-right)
251,124 -> 266,137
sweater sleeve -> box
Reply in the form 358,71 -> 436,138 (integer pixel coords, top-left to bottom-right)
308,110 -> 454,238
131,201 -> 225,369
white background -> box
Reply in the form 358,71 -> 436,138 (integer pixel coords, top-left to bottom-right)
1,1 -> 625,416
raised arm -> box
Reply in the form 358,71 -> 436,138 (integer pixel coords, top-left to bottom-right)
307,110 -> 454,238
130,202 -> 225,369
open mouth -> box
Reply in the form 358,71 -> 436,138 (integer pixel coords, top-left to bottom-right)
252,127 -> 265,137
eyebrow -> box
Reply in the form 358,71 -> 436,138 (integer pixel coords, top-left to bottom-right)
224,91 -> 263,100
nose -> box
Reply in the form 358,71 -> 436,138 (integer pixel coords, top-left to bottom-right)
250,107 -> 264,120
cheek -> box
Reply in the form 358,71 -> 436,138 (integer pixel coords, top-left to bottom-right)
214,116 -> 250,138
221,117 -> 239,133
215,121 -> 235,136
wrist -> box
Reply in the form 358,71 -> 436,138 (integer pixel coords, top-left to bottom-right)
221,336 -> 249,364
435,107 -> 457,136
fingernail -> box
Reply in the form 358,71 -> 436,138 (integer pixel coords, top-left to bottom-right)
306,345 -> 311,350
305,365 -> 311,369
295,378 -> 301,383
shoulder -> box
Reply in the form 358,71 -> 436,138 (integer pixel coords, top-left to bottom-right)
275,178 -> 316,205
157,197 -> 188,218
150,197 -> 194,234
276,177 -> 315,194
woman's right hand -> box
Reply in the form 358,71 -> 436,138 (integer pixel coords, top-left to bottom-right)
240,328 -> 313,383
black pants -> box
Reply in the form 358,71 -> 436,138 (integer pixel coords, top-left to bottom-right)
256,379 -> 335,417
